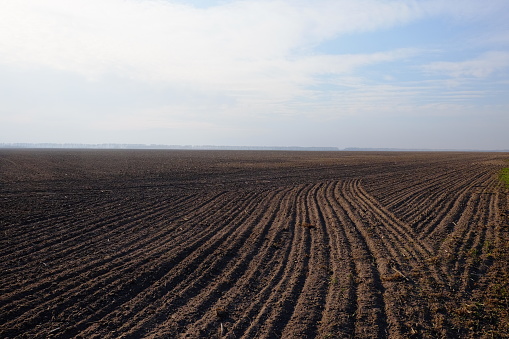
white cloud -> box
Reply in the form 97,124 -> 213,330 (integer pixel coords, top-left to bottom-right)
1,0 -> 504,90
0,0 -> 442,83
423,51 -> 509,78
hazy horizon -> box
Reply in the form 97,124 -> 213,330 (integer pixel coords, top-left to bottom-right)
2,142 -> 508,152
1,0 -> 508,150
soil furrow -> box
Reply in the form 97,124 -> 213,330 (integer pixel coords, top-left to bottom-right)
240,184 -> 314,338
44,190 -> 261,339
280,182 -> 331,338
177,186 -> 299,338
422,171 -> 493,245
2,150 -> 508,338
333,180 -> 390,338
218,185 -> 304,338
317,181 -> 358,338
1,191 -> 247,336
114,189 -> 285,338
154,188 -> 294,338
348,180 -> 447,292
456,180 -> 500,295
0,191 -> 230,311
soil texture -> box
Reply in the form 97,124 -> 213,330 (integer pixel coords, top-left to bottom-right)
1,150 -> 508,338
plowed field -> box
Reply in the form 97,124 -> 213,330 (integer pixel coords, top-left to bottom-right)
1,150 -> 508,338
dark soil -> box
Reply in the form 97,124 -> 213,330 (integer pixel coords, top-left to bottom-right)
1,150 -> 508,338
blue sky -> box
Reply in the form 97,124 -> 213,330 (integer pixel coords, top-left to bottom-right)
0,0 -> 508,149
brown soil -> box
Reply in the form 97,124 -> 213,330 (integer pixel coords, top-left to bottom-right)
1,150 -> 508,338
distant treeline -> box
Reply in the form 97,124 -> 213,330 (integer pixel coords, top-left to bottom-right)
0,143 -> 340,151
1,144 -> 507,152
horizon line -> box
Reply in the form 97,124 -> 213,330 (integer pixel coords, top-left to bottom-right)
1,143 -> 508,153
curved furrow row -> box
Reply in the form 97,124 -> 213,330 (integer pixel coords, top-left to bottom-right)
317,181 -> 360,338
0,193 -> 119,234
341,182 -> 411,275
203,185 -> 304,339
107,188 -> 287,338
0,193 -> 184,262
0,194 -> 193,282
376,170 -> 456,213
0,196 -> 170,308
73,188 -> 282,338
348,180 -> 448,295
0,195 -> 134,257
452,179 -> 501,295
348,178 -> 466,337
172,185 -> 302,339
435,183 -> 489,288
408,170 -> 491,236
0,191 -> 229,307
378,167 -> 484,231
422,171 -> 494,245
239,183 -> 315,339
1,189 -> 180,238
340,179 -> 454,338
331,180 -> 390,338
392,169 -> 478,225
173,187 -> 304,337
355,177 -> 474,333
365,164 -> 490,235
368,168 -> 454,209
342,180 -> 418,267
17,189 -> 258,338
352,180 -> 434,258
0,191 -> 254,337
346,179 -> 451,337
366,172 -> 414,205
1,190 -> 225,328
280,182 -> 331,338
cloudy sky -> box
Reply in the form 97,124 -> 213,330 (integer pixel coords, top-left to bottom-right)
1,0 -> 508,149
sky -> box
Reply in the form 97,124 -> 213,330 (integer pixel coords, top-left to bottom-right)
0,0 -> 508,149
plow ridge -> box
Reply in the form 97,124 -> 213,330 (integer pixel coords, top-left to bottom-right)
59,190 -> 265,338
240,184 -> 315,338
1,151 -> 508,338
114,190 -> 286,338
332,181 -> 390,338
0,192 -> 227,301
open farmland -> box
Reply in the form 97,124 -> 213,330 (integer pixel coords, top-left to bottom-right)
1,150 -> 508,338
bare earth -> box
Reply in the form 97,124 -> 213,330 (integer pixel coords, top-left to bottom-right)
1,150 -> 508,338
